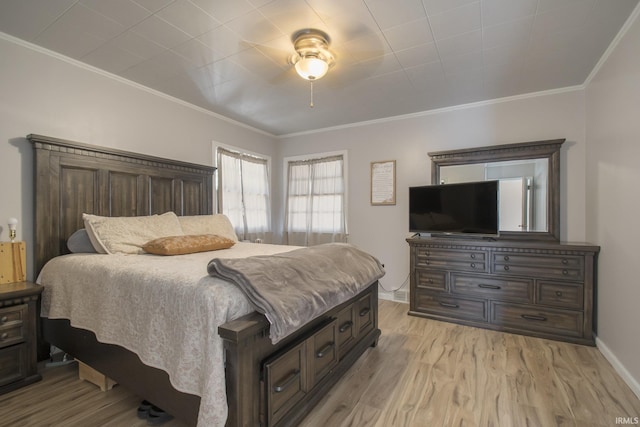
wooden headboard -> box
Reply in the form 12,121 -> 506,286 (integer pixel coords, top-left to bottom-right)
29,134 -> 215,275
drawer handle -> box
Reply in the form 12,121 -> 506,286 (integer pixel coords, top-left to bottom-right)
556,291 -> 563,297
439,302 -> 459,309
521,314 -> 547,322
470,254 -> 476,259
470,263 -> 476,268
504,255 -> 510,261
503,266 -> 510,271
359,307 -> 370,317
478,284 -> 501,290
273,369 -> 300,393
562,269 -> 568,275
562,259 -> 569,265
339,321 -> 353,333
316,342 -> 335,359
0,332 -> 8,340
0,316 -> 7,323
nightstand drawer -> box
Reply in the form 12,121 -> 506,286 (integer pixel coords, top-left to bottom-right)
0,345 -> 27,387
0,304 -> 27,349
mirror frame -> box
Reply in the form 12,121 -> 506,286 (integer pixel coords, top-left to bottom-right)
429,139 -> 565,242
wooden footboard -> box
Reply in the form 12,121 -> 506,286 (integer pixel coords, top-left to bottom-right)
220,282 -> 380,427
43,283 -> 380,426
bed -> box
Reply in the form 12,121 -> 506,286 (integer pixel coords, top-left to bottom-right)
29,134 -> 382,427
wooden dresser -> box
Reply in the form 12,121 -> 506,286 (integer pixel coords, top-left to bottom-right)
0,281 -> 43,394
407,237 -> 599,345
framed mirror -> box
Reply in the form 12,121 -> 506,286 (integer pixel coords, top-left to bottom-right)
429,139 -> 565,241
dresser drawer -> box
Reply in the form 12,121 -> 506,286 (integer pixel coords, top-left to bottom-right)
0,304 -> 27,349
451,274 -> 532,303
416,269 -> 447,291
309,321 -> 338,385
0,344 -> 27,387
537,281 -> 583,309
493,252 -> 584,281
416,248 -> 488,273
491,303 -> 583,337
414,290 -> 488,323
264,341 -> 308,426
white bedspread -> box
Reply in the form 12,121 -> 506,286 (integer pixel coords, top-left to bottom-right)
37,242 -> 298,427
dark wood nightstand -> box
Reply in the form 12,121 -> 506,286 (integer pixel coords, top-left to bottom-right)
0,281 -> 43,395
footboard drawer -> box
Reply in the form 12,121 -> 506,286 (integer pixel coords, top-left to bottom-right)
309,321 -> 338,385
356,291 -> 375,337
264,341 -> 308,426
336,304 -> 356,359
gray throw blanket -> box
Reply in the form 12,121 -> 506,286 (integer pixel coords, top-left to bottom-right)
207,243 -> 385,344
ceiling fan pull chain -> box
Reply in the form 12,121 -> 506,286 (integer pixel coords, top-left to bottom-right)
310,80 -> 314,108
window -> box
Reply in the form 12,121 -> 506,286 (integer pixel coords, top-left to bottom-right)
217,147 -> 271,242
284,153 -> 347,246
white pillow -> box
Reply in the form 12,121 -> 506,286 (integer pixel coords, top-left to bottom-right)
178,214 -> 238,242
83,212 -> 183,254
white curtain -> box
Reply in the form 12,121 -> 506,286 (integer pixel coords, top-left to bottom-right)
284,154 -> 347,246
217,147 -> 272,242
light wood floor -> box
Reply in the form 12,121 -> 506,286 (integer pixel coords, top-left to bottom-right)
1,300 -> 638,426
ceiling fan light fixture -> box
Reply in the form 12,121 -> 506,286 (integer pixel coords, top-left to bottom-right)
290,29 -> 335,107
294,55 -> 329,80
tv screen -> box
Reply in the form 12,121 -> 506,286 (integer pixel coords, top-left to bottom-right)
409,181 -> 499,236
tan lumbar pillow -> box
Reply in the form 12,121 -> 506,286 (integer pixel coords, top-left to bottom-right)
143,234 -> 235,255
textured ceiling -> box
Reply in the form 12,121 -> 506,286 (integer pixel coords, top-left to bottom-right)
0,0 -> 638,135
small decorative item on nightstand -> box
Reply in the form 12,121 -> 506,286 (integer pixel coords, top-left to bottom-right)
0,241 -> 26,285
7,218 -> 18,243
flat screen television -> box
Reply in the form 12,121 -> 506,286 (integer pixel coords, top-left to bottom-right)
409,180 -> 499,237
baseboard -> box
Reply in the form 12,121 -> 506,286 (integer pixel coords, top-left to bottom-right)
378,290 -> 408,303
378,290 -> 395,302
596,336 -> 640,399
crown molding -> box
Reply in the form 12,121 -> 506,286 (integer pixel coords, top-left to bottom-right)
584,2 -> 640,87
278,85 -> 585,139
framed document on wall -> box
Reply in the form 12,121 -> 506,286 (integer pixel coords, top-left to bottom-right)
370,160 -> 396,205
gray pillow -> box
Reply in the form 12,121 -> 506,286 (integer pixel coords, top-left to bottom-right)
67,229 -> 98,253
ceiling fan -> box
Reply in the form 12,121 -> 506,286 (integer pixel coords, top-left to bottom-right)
288,28 -> 336,107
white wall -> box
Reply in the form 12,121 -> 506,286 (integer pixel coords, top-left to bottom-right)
278,90 -> 588,298
0,35 -> 277,279
585,9 -> 640,396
